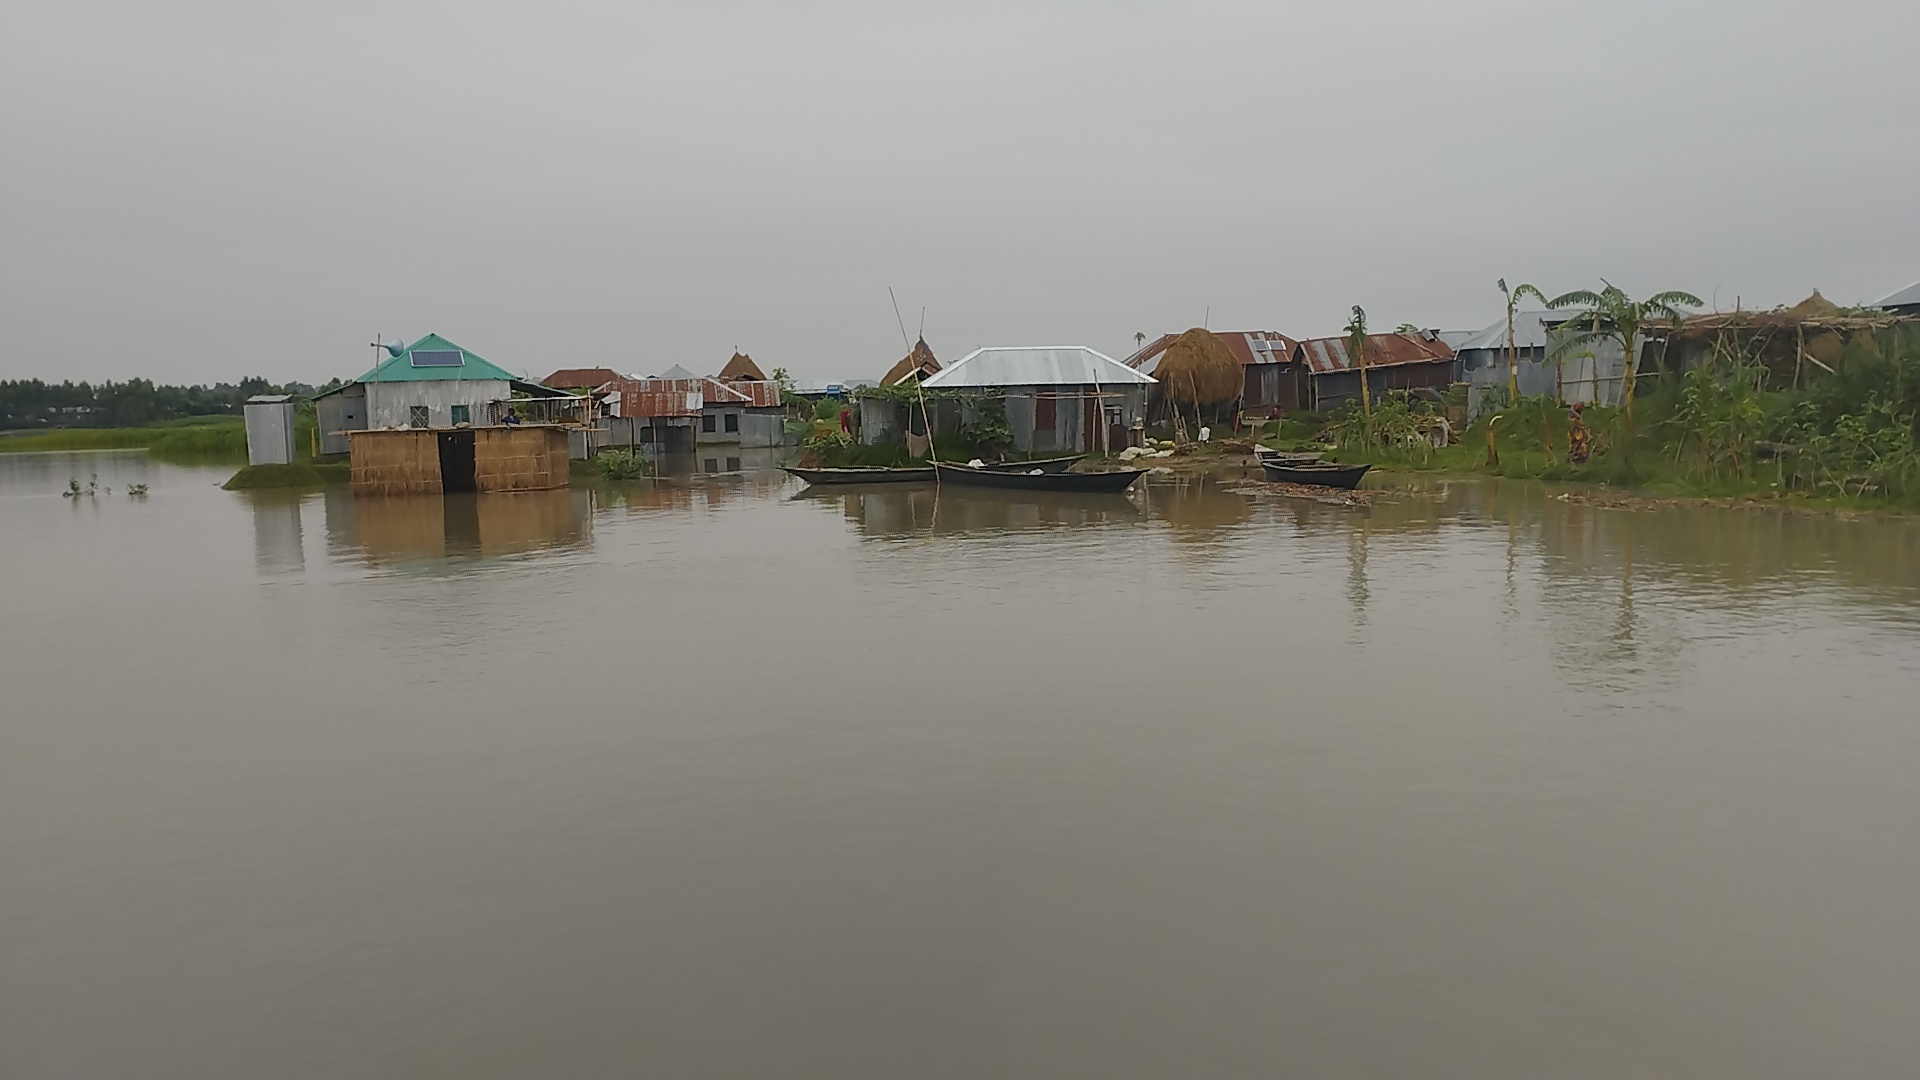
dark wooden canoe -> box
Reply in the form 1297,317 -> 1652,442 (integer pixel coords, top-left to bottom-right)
1253,448 -> 1324,466
1259,461 -> 1371,489
933,462 -> 1145,493
980,454 -> 1086,474
783,466 -> 933,486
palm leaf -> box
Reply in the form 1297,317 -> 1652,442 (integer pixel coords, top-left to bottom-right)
1546,327 -> 1605,362
1549,289 -> 1602,309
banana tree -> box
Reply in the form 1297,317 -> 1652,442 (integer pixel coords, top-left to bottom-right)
1547,282 -> 1701,464
1345,306 -> 1370,443
1497,278 -> 1548,401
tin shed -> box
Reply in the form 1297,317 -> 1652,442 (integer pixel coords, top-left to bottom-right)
243,394 -> 298,465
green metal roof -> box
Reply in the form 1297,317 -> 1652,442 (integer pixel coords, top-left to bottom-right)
354,333 -> 520,383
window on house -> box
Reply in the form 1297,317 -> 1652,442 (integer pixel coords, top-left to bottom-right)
726,456 -> 740,472
702,414 -> 717,433
1034,395 -> 1056,430
450,404 -> 470,426
703,458 -> 718,473
723,412 -> 739,433
409,405 -> 429,429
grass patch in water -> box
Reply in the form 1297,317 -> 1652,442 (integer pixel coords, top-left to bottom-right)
222,462 -> 349,490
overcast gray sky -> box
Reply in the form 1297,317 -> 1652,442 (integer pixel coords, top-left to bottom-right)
4,0 -> 1916,386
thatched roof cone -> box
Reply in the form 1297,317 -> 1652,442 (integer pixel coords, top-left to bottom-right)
1154,328 -> 1242,404
882,337 -> 942,385
719,351 -> 767,381
1785,290 -> 1842,320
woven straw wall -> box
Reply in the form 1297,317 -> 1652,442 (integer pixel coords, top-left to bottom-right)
349,430 -> 444,495
473,427 -> 570,492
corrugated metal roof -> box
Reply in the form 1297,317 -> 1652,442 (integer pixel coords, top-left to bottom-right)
923,346 -> 1154,388
544,367 -> 622,389
1876,281 -> 1920,308
354,333 -> 520,384
703,379 -> 781,407
1295,332 -> 1456,375
609,377 -> 704,418
1453,312 -> 1560,353
1125,330 -> 1301,375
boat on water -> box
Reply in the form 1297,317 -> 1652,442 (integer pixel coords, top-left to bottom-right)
933,462 -> 1146,494
1259,460 -> 1371,489
783,465 -> 933,486
1253,446 -> 1324,466
784,455 -> 1085,487
980,454 -> 1085,474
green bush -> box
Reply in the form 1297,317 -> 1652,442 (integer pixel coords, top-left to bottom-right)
593,448 -> 650,480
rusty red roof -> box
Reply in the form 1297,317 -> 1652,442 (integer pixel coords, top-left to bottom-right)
608,377 -> 704,418
1125,330 -> 1301,372
1294,332 -> 1455,375
543,367 -> 623,390
708,378 -> 781,407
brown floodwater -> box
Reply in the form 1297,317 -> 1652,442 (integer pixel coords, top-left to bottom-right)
3,450 -> 1918,1079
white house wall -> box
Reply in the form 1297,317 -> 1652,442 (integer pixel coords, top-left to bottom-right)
364,380 -> 511,430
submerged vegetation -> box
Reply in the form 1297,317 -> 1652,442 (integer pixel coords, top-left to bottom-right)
222,462 -> 350,490
592,448 -> 650,481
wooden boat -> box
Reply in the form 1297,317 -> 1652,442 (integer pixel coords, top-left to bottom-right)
1259,460 -> 1372,489
1253,446 -> 1324,466
783,465 -> 932,486
980,454 -> 1086,474
933,462 -> 1145,494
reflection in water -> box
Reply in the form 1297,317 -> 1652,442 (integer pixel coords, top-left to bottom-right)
796,485 -> 1143,538
245,492 -> 306,575
8,459 -> 1920,1078
325,489 -> 591,562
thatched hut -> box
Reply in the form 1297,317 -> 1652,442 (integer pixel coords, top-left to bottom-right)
1147,328 -> 1242,424
718,351 -> 767,382
1648,291 -> 1913,388
881,337 -> 942,385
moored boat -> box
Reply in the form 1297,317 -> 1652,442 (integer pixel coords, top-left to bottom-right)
1258,460 -> 1371,489
980,454 -> 1086,473
783,465 -> 933,486
1253,446 -> 1324,466
933,462 -> 1146,493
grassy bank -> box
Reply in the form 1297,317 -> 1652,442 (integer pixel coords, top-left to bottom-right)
222,462 -> 350,490
0,421 -> 248,458
2,412 -> 326,463
1318,426 -> 1918,514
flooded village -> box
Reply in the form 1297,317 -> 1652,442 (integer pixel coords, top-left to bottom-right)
202,275 -> 1920,520
8,0 -> 1920,1073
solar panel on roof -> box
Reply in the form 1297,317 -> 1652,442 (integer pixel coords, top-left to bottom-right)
410,349 -> 464,367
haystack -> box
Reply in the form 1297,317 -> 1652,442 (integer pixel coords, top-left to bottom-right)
882,337 -> 941,385
1784,290 -> 1843,320
718,351 -> 767,382
1154,328 -> 1242,405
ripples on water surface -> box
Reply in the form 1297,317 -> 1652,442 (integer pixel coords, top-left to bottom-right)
2,451 -> 1917,1079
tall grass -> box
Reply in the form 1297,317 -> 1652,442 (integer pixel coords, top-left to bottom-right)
0,412 -> 321,463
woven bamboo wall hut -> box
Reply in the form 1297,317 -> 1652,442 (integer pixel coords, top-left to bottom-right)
349,430 -> 445,495
349,426 -> 570,495
472,427 -> 570,491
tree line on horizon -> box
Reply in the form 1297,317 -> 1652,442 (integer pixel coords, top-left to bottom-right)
0,376 -> 348,431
